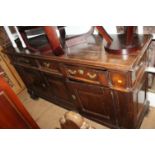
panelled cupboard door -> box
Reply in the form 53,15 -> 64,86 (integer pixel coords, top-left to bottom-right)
44,73 -> 75,109
67,80 -> 117,125
14,66 -> 51,98
14,66 -> 43,88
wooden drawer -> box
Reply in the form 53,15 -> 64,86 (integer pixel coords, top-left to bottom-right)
38,60 -> 61,74
109,71 -> 130,89
13,56 -> 37,67
64,65 -> 109,86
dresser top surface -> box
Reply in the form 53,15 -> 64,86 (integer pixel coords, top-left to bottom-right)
5,34 -> 152,71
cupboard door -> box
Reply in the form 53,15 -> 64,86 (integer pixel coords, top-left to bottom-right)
44,73 -> 75,109
67,80 -> 116,124
15,66 -> 40,87
15,66 -> 50,98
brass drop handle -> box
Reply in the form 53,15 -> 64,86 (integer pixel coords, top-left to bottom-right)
87,72 -> 97,79
68,69 -> 77,75
43,62 -> 51,68
78,69 -> 84,75
42,83 -> 46,88
71,94 -> 76,100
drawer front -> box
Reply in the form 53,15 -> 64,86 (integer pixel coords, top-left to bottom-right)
13,56 -> 37,67
64,65 -> 109,86
109,71 -> 130,89
38,60 -> 61,74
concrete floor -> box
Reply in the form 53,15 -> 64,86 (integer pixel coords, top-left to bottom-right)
18,89 -> 155,129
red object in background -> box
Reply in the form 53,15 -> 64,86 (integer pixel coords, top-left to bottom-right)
18,26 -> 64,56
96,26 -> 144,55
96,26 -> 113,44
0,69 -> 39,129
43,26 -> 64,56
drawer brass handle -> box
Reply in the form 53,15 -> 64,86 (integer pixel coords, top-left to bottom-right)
71,94 -> 76,100
43,62 -> 51,68
87,72 -> 97,79
78,69 -> 84,75
68,69 -> 77,75
42,83 -> 46,88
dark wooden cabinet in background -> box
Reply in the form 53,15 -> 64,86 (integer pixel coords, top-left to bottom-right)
5,34 -> 152,128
